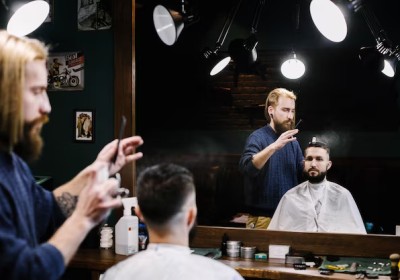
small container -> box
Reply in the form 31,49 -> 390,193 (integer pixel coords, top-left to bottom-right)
241,246 -> 256,259
226,241 -> 241,258
100,224 -> 113,249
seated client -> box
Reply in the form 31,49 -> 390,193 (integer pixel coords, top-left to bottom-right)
103,163 -> 244,280
268,137 -> 366,234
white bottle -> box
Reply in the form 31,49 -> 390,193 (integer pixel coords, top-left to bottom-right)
115,197 -> 139,255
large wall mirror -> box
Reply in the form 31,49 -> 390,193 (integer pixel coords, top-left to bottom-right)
133,0 -> 400,236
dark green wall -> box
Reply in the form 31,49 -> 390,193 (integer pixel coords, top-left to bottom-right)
21,1 -> 115,187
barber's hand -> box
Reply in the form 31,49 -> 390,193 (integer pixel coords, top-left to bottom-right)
273,129 -> 299,150
73,162 -> 122,228
96,136 -> 144,175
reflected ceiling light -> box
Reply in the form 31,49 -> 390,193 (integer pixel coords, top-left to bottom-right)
382,59 -> 396,78
359,46 -> 398,78
309,0 -> 347,42
281,52 -> 305,79
202,48 -> 231,76
201,0 -> 243,76
228,0 -> 265,72
281,2 -> 305,80
356,2 -> 400,77
7,0 -> 49,37
153,1 -> 197,46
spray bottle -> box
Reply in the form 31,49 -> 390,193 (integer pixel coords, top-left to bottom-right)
115,197 -> 139,255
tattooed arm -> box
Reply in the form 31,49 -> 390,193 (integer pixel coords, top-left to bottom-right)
48,161 -> 121,266
55,192 -> 78,217
48,136 -> 143,265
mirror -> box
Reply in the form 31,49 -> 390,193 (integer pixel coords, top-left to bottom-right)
135,0 -> 400,235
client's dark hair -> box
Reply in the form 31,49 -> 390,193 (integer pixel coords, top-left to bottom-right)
136,163 -> 195,226
306,137 -> 330,155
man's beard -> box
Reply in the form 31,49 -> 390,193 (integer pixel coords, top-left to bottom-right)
303,169 -> 327,184
274,119 -> 294,134
14,115 -> 49,163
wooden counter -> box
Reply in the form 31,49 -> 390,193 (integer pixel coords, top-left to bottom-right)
70,226 -> 400,279
70,248 -> 392,280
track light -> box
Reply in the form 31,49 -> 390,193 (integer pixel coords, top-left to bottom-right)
359,45 -> 399,78
382,58 -> 396,78
309,0 -> 347,42
356,2 -> 400,77
201,0 -> 243,76
153,0 -> 197,46
202,48 -> 231,76
228,35 -> 258,71
281,52 -> 305,79
228,0 -> 265,72
7,0 -> 49,37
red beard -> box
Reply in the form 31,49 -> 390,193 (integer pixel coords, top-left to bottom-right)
14,115 -> 49,162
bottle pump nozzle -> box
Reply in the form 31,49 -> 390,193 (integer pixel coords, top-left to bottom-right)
121,197 -> 138,216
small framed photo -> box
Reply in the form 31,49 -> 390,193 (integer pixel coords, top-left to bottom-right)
74,109 -> 95,143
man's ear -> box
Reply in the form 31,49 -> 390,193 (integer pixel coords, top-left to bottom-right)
327,161 -> 332,170
267,106 -> 274,116
187,206 -> 197,228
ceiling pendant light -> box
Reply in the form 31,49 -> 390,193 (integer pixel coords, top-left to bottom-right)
228,0 -> 265,73
201,0 -> 243,76
7,0 -> 50,37
281,52 -> 305,79
356,2 -> 399,78
281,2 -> 305,80
152,1 -> 198,46
381,58 -> 396,78
309,0 -> 347,42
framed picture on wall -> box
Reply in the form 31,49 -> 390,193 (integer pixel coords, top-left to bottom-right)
74,109 -> 95,143
77,0 -> 112,31
47,52 -> 84,91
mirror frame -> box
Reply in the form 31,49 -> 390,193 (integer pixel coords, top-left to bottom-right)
113,1 -> 399,244
190,226 -> 400,258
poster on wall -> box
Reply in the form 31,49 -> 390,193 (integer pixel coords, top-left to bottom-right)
77,0 -> 112,31
74,109 -> 95,143
47,52 -> 84,91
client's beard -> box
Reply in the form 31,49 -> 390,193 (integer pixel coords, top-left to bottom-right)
14,115 -> 49,163
303,170 -> 327,184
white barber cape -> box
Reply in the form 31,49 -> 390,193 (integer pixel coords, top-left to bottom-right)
267,179 -> 366,234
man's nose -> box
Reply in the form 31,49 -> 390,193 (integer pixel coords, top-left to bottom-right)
40,92 -> 52,114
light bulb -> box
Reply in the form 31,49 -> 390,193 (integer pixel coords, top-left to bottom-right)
381,59 -> 395,77
281,54 -> 306,79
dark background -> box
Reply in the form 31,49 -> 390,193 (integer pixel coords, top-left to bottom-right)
136,0 -> 400,133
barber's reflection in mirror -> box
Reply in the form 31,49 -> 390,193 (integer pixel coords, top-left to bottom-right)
239,88 -> 304,229
268,137 -> 367,234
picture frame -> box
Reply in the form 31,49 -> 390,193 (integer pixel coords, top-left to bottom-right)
47,52 -> 85,91
77,0 -> 112,31
74,109 -> 95,143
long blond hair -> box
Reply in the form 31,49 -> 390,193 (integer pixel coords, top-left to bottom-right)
0,31 -> 48,150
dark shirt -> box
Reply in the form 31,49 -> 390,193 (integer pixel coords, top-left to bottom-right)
0,151 -> 65,280
239,125 -> 304,216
